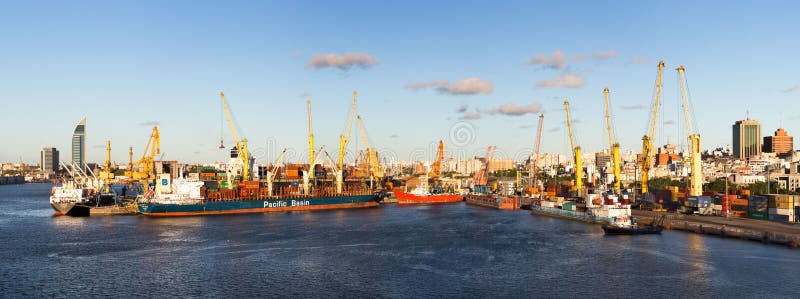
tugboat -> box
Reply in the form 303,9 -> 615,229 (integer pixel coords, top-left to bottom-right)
602,214 -> 665,235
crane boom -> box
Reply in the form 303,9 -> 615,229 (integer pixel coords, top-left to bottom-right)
307,99 -> 315,179
564,100 -> 582,192
603,88 -> 622,194
430,140 -> 444,180
531,114 -> 544,190
220,92 -> 250,180
357,115 -> 383,179
678,65 -> 703,196
640,60 -> 665,195
338,91 -> 358,170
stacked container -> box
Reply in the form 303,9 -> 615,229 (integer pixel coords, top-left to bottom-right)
766,194 -> 796,222
748,195 -> 769,220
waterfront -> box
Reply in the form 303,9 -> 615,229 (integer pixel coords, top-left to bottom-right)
2,184 -> 799,298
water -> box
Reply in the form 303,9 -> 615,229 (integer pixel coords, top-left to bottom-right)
1,184 -> 799,298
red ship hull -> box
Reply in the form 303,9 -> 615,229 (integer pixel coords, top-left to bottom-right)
395,191 -> 463,205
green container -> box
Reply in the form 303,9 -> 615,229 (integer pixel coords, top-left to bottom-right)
220,181 -> 230,190
562,203 -> 576,211
748,211 -> 769,220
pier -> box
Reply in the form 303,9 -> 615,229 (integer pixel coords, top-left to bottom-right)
633,210 -> 800,249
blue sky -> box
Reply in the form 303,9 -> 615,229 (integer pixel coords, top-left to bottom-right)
2,1 -> 799,165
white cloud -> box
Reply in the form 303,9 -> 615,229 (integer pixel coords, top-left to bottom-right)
572,54 -> 589,61
139,120 -> 159,126
484,102 -> 543,116
664,120 -> 676,125
548,127 -> 560,133
406,77 -> 493,95
390,134 -> 400,138
626,57 -> 653,65
526,50 -> 566,69
459,111 -> 481,120
456,104 -> 469,113
306,52 -> 379,70
621,104 -> 647,110
783,85 -> 800,93
592,50 -> 618,59
536,73 -> 585,88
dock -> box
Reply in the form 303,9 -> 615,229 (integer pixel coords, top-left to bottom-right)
89,204 -> 138,216
633,210 -> 800,249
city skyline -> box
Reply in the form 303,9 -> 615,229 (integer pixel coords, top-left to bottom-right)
2,1 -> 800,164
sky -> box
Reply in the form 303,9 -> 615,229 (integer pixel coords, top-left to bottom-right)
2,1 -> 800,165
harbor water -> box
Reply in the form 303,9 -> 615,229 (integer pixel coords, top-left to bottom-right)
1,184 -> 799,298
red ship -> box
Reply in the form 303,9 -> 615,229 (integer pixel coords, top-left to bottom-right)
395,190 -> 463,205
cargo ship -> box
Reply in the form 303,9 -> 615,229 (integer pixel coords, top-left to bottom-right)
50,185 -> 91,216
531,193 -> 632,226
395,176 -> 462,205
465,193 -> 520,210
137,175 -> 380,216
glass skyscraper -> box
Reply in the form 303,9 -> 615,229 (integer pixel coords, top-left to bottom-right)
72,118 -> 86,168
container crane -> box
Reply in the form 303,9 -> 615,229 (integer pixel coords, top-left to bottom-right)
100,140 -> 114,180
640,60 -> 665,195
337,91 -> 358,170
677,65 -> 703,197
220,92 -> 251,181
603,88 -> 622,194
563,100 -> 583,193
357,115 -> 384,182
265,149 -> 287,197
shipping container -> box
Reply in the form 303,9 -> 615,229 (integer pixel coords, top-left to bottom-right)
731,204 -> 748,211
748,211 -> 769,220
766,194 -> 795,209
769,214 -> 790,222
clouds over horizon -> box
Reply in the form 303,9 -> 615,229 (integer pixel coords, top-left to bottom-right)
484,102 -> 543,116
526,50 -> 567,69
306,52 -> 379,70
536,73 -> 585,88
572,50 -> 618,61
406,77 -> 493,95
783,85 -> 800,93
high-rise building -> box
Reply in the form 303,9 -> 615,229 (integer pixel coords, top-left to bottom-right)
763,128 -> 793,157
72,117 -> 86,167
40,147 -> 59,173
733,119 -> 761,160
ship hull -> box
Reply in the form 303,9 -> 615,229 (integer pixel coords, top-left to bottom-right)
395,191 -> 462,205
531,205 -> 614,224
138,195 -> 379,217
50,202 -> 90,217
465,194 -> 519,210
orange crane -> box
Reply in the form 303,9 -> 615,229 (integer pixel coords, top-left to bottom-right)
429,140 -> 444,181
473,146 -> 496,193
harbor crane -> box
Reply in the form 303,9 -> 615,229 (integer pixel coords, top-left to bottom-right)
265,149 -> 288,197
337,91 -> 358,170
529,113 -> 544,195
640,60 -> 665,195
603,88 -> 622,194
307,99 -> 315,180
357,115 -> 384,182
677,65 -> 703,197
100,140 -> 114,181
564,100 -> 583,194
220,92 -> 251,181
128,126 -> 160,181
473,146 -> 496,193
429,140 -> 444,181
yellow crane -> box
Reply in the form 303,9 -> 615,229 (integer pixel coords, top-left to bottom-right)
307,99 -> 315,180
100,140 -> 114,180
131,126 -> 160,181
603,88 -> 622,194
357,115 -> 383,181
338,91 -> 358,170
640,60 -> 665,195
564,100 -> 583,193
677,65 -> 703,196
220,92 -> 251,181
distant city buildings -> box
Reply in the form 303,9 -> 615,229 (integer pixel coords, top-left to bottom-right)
40,147 -> 59,173
72,117 -> 86,167
733,118 -> 761,160
763,128 -> 793,157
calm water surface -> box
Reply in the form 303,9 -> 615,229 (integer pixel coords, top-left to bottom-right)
1,184 -> 798,298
